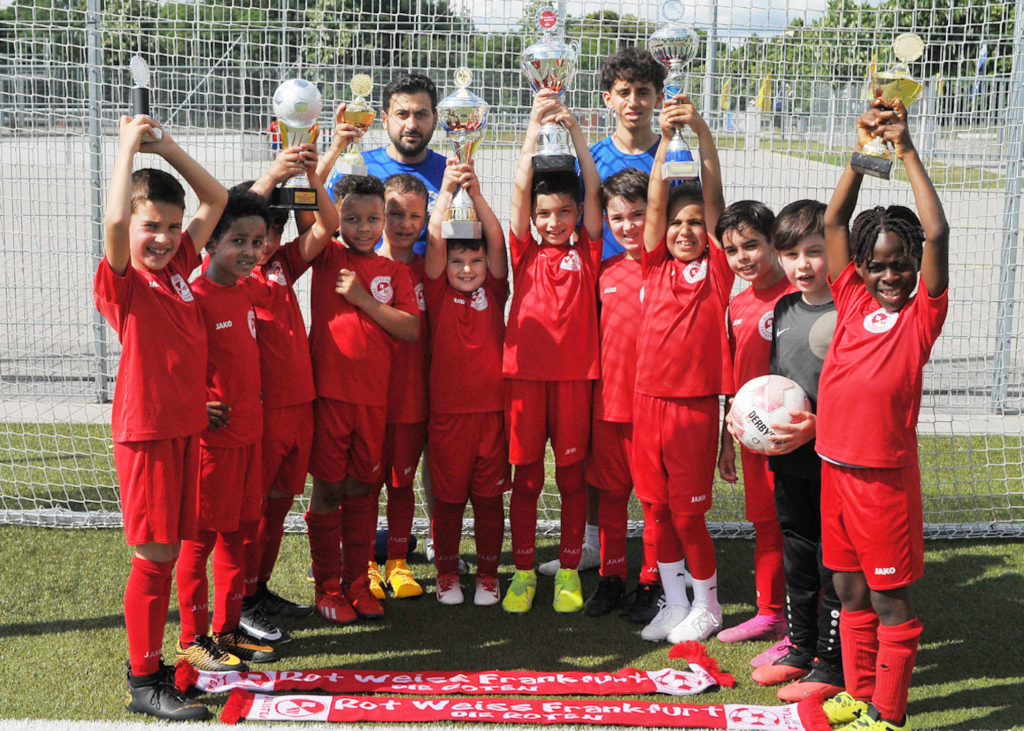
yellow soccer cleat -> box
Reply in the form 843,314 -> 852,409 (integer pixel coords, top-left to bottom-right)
552,567 -> 584,613
367,561 -> 387,600
385,558 -> 424,599
502,569 -> 537,613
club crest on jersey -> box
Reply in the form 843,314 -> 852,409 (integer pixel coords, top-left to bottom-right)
414,282 -> 426,312
370,276 -> 393,304
758,311 -> 774,341
470,287 -> 488,311
864,307 -> 899,334
170,273 -> 194,302
248,310 -> 257,338
267,260 -> 287,286
682,259 -> 707,284
559,249 -> 581,272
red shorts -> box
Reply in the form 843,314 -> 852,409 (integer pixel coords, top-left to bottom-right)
821,460 -> 923,590
309,397 -> 385,484
198,442 -> 263,533
262,402 -> 313,497
505,379 -> 592,466
114,436 -> 200,546
740,447 -> 777,523
631,393 -> 719,512
584,419 -> 634,492
429,411 -> 510,504
382,421 -> 427,488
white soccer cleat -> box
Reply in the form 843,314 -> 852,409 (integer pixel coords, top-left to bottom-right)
667,605 -> 723,644
537,543 -> 600,577
640,603 -> 691,642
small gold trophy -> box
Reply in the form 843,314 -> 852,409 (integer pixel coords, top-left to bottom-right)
270,78 -> 322,210
334,74 -> 377,178
851,33 -> 925,180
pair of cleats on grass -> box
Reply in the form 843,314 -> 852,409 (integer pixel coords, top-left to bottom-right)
821,693 -> 909,731
369,558 -> 424,600
502,567 -> 584,613
436,573 -> 501,606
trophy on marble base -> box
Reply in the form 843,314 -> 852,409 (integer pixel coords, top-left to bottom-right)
647,0 -> 700,181
851,33 -> 925,180
437,68 -> 489,239
333,74 -> 377,178
129,55 -> 162,142
270,78 -> 322,210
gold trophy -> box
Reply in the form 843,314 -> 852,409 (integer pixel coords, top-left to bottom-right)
270,78 -> 322,210
333,74 -> 377,177
851,33 -> 925,180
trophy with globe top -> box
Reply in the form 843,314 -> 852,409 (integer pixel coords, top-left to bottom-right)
647,0 -> 700,181
270,78 -> 322,210
851,33 -> 925,180
333,74 -> 377,178
437,67 -> 489,239
129,55 -> 162,141
520,6 -> 580,172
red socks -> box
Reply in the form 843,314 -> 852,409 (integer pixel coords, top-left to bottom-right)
652,502 -> 685,564
210,525 -> 251,634
340,493 -> 375,585
305,509 -> 342,589
639,500 -> 660,585
671,511 -> 716,580
176,532 -> 217,643
752,519 -> 785,614
125,554 -> 174,676
555,462 -> 586,570
431,500 -> 465,576
873,618 -> 922,722
597,487 -> 630,578
385,483 -> 416,560
840,607 -> 881,702
509,460 -> 545,570
257,495 -> 294,584
470,494 -> 504,577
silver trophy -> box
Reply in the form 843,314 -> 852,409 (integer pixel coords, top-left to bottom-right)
270,78 -> 322,210
437,68 -> 489,239
129,55 -> 162,141
520,7 -> 580,172
647,0 -> 700,181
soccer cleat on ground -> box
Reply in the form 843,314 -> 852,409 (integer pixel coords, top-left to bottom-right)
502,569 -> 537,613
385,558 -> 424,599
552,567 -> 584,613
424,538 -> 469,574
214,626 -> 279,664
838,706 -> 908,731
776,657 -> 844,703
640,603 -> 690,642
717,611 -> 788,643
584,575 -> 625,617
751,645 -> 814,686
175,634 -> 247,673
474,575 -> 501,606
367,561 -> 387,600
820,691 -> 871,726
315,579 -> 357,625
627,582 -> 665,624
436,573 -> 464,605
345,574 -> 385,619
667,604 -> 723,644
254,585 -> 314,618
538,542 -> 601,577
125,661 -> 211,721
240,601 -> 291,644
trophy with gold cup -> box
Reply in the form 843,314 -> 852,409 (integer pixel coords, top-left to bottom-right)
437,68 -> 489,239
333,74 -> 377,178
647,0 -> 700,181
270,78 -> 322,210
851,33 -> 925,180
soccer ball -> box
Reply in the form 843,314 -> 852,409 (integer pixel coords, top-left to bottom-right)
729,375 -> 810,454
272,78 -> 322,128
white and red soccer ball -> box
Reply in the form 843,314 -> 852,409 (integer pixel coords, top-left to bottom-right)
729,375 -> 810,454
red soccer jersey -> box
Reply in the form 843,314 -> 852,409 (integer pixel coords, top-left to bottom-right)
816,263 -> 947,468
386,255 -> 429,423
503,228 -> 601,381
593,253 -> 643,423
192,275 -> 263,447
425,272 -> 508,415
246,240 -> 315,410
729,277 -> 795,390
93,236 -> 208,442
635,236 -> 735,398
308,241 -> 419,407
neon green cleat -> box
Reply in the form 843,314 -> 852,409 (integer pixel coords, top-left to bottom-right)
502,569 -> 537,613
822,692 -> 870,726
552,568 -> 584,613
837,710 -> 908,731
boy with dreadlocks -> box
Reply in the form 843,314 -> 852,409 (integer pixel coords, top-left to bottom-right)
815,98 -> 948,731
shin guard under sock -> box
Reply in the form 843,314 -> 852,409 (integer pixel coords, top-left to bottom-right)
509,461 -> 544,570
341,493 -> 375,585
126,554 -> 175,676
470,493 -> 504,577
431,500 -> 465,576
840,607 -> 881,702
305,510 -> 342,589
555,462 -> 586,570
873,618 -> 922,723
176,533 -> 216,644
257,496 -> 294,584
752,519 -> 785,614
597,487 -> 630,578
211,526 -> 250,634
385,483 -> 416,560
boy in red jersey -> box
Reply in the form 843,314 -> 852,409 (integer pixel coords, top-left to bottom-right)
815,100 -> 948,731
716,200 -> 791,644
237,128 -> 341,642
305,174 -> 420,624
633,95 -> 729,645
424,158 -> 509,607
94,115 -> 226,720
371,173 -> 431,601
176,189 -> 279,671
501,89 -> 603,614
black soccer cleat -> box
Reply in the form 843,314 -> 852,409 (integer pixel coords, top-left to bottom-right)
584,575 -> 626,617
125,661 -> 211,721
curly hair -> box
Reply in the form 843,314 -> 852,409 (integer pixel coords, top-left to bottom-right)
600,47 -> 666,93
332,173 -> 386,203
209,189 -> 270,247
848,205 -> 924,268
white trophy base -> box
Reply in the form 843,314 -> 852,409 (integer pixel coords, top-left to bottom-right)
442,219 -> 483,240
662,160 -> 700,181
333,161 -> 368,177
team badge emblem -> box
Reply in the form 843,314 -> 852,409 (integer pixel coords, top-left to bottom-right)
248,309 -> 257,338
267,260 -> 287,286
370,276 -> 394,304
170,273 -> 194,302
758,310 -> 774,341
682,259 -> 707,284
415,282 -> 426,311
864,307 -> 899,334
470,287 -> 488,311
559,249 -> 581,271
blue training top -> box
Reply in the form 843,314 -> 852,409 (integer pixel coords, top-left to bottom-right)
589,136 -> 659,260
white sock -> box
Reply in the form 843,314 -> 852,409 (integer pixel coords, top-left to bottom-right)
584,523 -> 600,548
691,571 -> 720,613
657,560 -> 691,610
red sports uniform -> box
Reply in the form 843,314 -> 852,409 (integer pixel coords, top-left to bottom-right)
93,236 -> 207,676
424,271 -> 510,578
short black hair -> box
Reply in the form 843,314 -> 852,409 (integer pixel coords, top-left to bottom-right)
601,168 -> 649,210
233,179 -> 289,228
384,173 -> 430,207
447,238 -> 485,253
666,181 -> 704,219
601,47 -> 666,93
130,168 -> 185,213
383,73 -> 437,112
531,170 -> 581,207
715,200 -> 775,244
772,199 -> 826,252
333,173 -> 386,203
849,205 -> 924,269
209,189 -> 270,247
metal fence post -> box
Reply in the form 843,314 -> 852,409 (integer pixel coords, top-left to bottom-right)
87,0 -> 108,404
